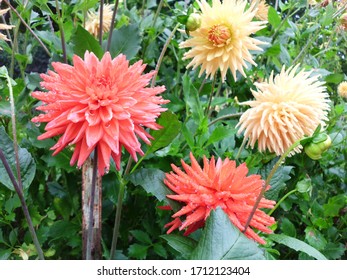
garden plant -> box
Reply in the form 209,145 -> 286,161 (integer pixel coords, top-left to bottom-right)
0,0 -> 346,260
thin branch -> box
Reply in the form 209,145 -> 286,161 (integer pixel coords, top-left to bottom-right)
106,0 -> 120,52
55,0 -> 67,63
3,0 -> 51,57
98,0 -> 104,46
0,149 -> 45,260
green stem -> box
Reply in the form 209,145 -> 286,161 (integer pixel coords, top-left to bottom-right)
85,149 -> 98,260
235,137 -> 247,161
0,149 -> 44,260
208,112 -> 242,127
152,0 -> 164,28
109,176 -> 126,259
267,189 -> 298,216
55,0 -> 67,63
242,139 -> 302,233
151,23 -> 179,87
205,75 -> 217,115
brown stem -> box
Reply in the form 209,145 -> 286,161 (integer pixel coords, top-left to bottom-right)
106,0 -> 119,52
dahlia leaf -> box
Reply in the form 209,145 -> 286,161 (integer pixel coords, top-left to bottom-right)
268,6 -> 281,29
268,234 -> 327,260
260,159 -> 293,201
106,24 -> 141,60
128,244 -> 149,260
72,25 -> 103,59
191,208 -> 266,260
129,168 -> 181,212
182,74 -> 204,123
0,126 -> 36,192
148,111 -> 181,154
205,124 -> 236,147
161,234 -> 197,259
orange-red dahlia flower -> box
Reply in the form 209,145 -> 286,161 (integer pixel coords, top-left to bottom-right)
31,51 -> 168,175
163,153 -> 276,244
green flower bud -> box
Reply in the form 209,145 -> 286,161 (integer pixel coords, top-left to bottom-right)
186,13 -> 201,32
304,134 -> 331,160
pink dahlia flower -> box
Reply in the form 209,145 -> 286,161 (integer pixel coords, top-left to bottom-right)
31,51 -> 168,175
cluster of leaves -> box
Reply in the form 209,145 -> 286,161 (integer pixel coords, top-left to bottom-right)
0,0 -> 346,260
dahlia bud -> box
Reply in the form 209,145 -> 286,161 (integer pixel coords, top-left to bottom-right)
186,13 -> 201,32
304,133 -> 332,160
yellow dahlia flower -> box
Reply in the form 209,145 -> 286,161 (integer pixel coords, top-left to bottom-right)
0,7 -> 14,50
180,0 -> 266,81
252,0 -> 269,21
237,65 -> 330,155
85,4 -> 114,38
337,81 -> 347,98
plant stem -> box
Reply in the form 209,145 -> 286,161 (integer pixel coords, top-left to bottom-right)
152,0 -> 164,28
151,23 -> 179,87
85,149 -> 98,260
208,112 -> 243,127
0,149 -> 45,260
109,176 -> 126,259
267,189 -> 298,216
5,48 -> 23,193
98,0 -> 104,46
55,0 -> 67,63
3,0 -> 51,57
242,139 -> 302,233
106,0 -> 120,52
205,75 -> 217,115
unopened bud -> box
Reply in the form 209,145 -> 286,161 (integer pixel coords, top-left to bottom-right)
186,13 -> 201,32
304,134 -> 332,160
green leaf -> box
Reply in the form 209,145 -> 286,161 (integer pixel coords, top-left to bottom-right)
280,218 -> 297,238
129,168 -> 180,211
320,3 -> 335,27
106,24 -> 141,59
268,6 -> 281,28
147,111 -> 181,154
130,230 -> 152,245
205,125 -> 236,146
260,159 -> 293,200
153,243 -> 167,259
323,195 -> 346,217
296,177 -> 312,193
128,244 -> 149,260
182,123 -> 195,149
325,73 -> 344,84
322,243 -> 345,260
161,234 -> 197,259
268,234 -> 327,260
304,227 -> 327,251
182,74 -> 204,123
0,126 -> 36,191
191,208 -> 265,260
71,25 -> 104,59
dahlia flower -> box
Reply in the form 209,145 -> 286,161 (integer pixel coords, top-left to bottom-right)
0,6 -> 14,50
252,0 -> 269,21
180,0 -> 266,81
338,81 -> 347,98
237,65 -> 330,155
85,4 -> 114,37
163,153 -> 276,244
31,51 -> 168,175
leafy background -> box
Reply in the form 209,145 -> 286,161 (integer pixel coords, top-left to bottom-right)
0,0 -> 346,260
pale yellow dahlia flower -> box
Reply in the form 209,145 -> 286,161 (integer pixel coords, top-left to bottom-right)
0,7 -> 14,50
180,0 -> 266,81
85,4 -> 114,38
337,81 -> 347,98
252,0 -> 269,21
237,65 -> 330,155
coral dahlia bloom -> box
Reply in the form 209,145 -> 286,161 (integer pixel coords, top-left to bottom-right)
180,0 -> 266,81
163,153 -> 276,244
0,6 -> 14,50
237,65 -> 330,155
85,4 -> 114,37
31,51 -> 168,175
337,81 -> 347,98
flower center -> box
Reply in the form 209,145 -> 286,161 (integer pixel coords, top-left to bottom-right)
208,24 -> 231,47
